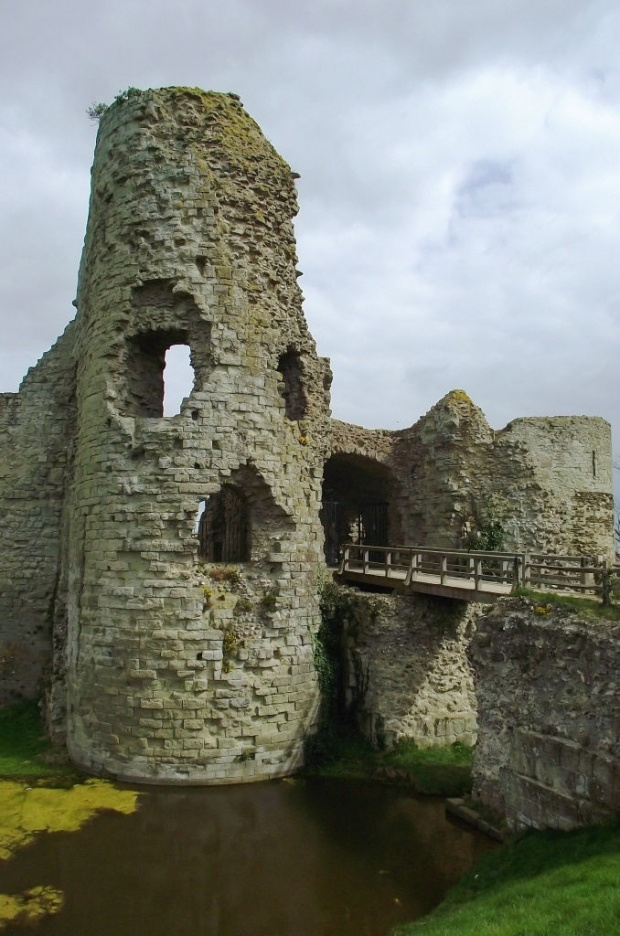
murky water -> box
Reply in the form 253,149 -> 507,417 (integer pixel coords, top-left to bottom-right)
0,778 -> 493,936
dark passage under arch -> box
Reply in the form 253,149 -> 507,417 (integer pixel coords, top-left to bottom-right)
321,453 -> 399,566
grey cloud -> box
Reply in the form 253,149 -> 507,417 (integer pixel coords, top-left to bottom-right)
0,0 -> 618,503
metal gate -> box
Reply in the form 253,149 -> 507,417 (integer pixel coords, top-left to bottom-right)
321,501 -> 388,566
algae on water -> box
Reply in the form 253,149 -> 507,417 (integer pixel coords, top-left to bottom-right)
0,777 -> 140,860
0,778 -> 140,931
0,885 -> 64,930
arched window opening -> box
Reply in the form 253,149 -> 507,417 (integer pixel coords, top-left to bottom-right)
125,328 -> 193,417
164,344 -> 193,416
198,486 -> 250,562
277,348 -> 308,421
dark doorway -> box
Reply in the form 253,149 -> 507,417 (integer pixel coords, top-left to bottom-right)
321,454 -> 398,566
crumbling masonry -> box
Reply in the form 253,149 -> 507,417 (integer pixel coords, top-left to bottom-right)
0,88 -> 614,784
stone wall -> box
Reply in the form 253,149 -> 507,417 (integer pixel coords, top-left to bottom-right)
470,598 -> 620,831
338,590 -> 480,750
330,390 -> 614,561
0,324 -> 76,706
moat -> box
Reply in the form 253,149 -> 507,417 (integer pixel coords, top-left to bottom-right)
0,778 -> 493,936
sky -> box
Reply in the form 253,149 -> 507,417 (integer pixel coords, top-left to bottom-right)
1,0 -> 619,500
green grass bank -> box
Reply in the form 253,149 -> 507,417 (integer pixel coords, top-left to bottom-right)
304,730 -> 473,797
0,699 -> 78,785
393,818 -> 620,935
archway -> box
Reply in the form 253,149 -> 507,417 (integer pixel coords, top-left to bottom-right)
321,454 -> 400,565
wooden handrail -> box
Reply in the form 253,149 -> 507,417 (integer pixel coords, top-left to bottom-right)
338,543 -> 613,600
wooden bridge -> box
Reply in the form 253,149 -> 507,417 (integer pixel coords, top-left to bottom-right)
336,544 -> 617,603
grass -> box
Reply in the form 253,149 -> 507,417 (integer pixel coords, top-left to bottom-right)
0,699 -> 78,784
393,819 -> 620,935
303,730 -> 473,796
513,587 -> 620,622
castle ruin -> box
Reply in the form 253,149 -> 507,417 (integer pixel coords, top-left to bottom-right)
0,87 -> 614,785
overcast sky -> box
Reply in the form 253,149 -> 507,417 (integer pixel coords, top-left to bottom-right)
1,0 -> 619,494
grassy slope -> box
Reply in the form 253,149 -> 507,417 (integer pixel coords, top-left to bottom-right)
394,819 -> 620,935
304,732 -> 473,796
0,699 -> 77,783
514,587 -> 620,622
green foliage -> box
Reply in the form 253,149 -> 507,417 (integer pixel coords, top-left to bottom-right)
234,597 -> 253,616
314,582 -> 350,705
385,738 -> 472,769
259,590 -> 278,614
87,87 -> 141,123
0,700 -> 76,782
113,86 -> 141,104
514,587 -> 620,622
381,740 -> 473,795
208,565 -> 242,588
393,819 -> 620,935
201,586 -> 213,604
86,101 -> 108,122
305,583 -> 353,766
304,732 -> 473,796
222,626 -> 240,673
463,514 -> 504,552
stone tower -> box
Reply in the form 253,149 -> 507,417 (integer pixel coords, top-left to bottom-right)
65,87 -> 332,783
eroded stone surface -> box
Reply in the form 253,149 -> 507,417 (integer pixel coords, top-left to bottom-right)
338,590 -> 481,750
470,599 -> 620,831
330,391 -> 614,559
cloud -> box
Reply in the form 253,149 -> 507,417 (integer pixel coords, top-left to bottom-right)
0,0 -> 618,502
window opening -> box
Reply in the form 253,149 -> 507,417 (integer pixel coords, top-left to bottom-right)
277,348 -> 308,420
125,328 -> 192,417
164,344 -> 193,416
197,486 -> 250,562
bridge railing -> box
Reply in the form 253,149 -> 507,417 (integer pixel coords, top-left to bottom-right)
339,544 -> 523,589
338,544 -> 618,599
526,554 -> 619,598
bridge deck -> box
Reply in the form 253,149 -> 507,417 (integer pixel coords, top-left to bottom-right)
338,565 -> 512,602
336,544 -> 616,603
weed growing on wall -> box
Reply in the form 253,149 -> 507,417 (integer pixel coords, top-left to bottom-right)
463,512 -> 504,551
208,566 -> 242,588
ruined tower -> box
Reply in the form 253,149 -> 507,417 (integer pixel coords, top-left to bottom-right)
1,86 -> 614,781
63,87 -> 331,782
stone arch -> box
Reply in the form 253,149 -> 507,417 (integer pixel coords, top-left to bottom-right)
321,453 -> 401,565
196,464 -> 293,565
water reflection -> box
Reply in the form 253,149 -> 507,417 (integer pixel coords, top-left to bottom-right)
0,778 -> 494,936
